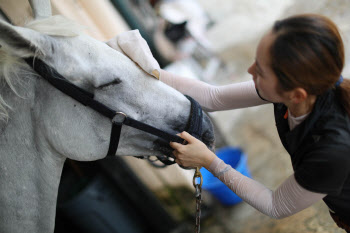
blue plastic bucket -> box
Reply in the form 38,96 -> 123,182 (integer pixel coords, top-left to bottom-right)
200,147 -> 251,206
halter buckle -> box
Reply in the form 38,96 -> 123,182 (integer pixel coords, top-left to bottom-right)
112,112 -> 127,125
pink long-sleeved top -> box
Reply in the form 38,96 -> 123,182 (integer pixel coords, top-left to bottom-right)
160,70 -> 326,219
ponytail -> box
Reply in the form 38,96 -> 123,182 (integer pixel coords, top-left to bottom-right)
336,79 -> 350,118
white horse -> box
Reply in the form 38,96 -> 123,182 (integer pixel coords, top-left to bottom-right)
0,16 -> 214,232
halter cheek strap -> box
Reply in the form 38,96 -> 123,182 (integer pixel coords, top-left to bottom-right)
107,95 -> 203,158
24,57 -> 203,160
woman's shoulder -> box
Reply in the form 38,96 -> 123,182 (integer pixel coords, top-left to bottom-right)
308,116 -> 350,161
315,100 -> 350,136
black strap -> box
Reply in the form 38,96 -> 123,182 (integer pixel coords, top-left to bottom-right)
154,95 -> 203,165
124,117 -> 184,144
185,95 -> 203,139
24,57 -> 188,158
106,116 -> 184,157
24,57 -> 116,119
106,122 -> 122,156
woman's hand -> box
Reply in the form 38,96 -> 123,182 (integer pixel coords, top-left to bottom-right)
170,131 -> 216,169
106,30 -> 161,79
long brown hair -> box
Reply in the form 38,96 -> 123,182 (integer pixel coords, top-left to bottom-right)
270,14 -> 350,117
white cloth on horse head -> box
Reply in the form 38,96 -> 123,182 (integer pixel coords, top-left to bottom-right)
106,30 -> 161,79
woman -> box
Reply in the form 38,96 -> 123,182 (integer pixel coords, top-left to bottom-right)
162,14 -> 350,231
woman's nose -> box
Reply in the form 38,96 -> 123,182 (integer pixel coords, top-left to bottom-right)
247,63 -> 255,76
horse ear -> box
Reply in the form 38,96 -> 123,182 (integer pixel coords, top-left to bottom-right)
0,20 -> 45,58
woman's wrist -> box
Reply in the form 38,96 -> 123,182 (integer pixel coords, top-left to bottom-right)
203,151 -> 217,169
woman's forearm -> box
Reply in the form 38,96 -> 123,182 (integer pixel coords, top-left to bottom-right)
208,157 -> 326,219
160,70 -> 267,112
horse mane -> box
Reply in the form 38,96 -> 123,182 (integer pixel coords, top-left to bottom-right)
0,15 -> 85,122
25,15 -> 85,37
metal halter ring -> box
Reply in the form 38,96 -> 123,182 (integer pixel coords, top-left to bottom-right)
112,112 -> 127,124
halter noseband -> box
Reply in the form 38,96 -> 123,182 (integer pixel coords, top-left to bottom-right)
24,57 -> 203,162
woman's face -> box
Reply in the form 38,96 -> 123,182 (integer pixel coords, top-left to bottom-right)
248,31 -> 287,103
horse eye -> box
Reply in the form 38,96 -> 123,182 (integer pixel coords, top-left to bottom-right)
98,78 -> 122,89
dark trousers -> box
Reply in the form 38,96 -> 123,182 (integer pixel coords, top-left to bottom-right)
330,211 -> 350,233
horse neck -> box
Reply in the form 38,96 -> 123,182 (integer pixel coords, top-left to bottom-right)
1,73 -> 37,151
0,73 -> 65,233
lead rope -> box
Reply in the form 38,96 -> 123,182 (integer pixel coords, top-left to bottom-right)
193,167 -> 203,233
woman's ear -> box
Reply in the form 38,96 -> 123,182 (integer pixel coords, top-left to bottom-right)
290,87 -> 308,104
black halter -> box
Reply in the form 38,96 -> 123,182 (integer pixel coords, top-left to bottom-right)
24,57 -> 203,161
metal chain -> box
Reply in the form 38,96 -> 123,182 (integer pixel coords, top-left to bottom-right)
195,183 -> 202,233
193,167 -> 203,233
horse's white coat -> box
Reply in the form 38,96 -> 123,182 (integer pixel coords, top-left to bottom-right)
0,17 -> 214,232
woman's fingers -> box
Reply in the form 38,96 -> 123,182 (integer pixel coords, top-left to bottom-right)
170,141 -> 182,150
172,150 -> 183,166
178,131 -> 197,143
171,131 -> 202,167
172,149 -> 179,157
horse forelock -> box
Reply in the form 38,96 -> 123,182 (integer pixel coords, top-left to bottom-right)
25,15 -> 85,37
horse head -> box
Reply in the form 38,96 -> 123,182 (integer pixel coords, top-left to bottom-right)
0,16 -> 215,162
